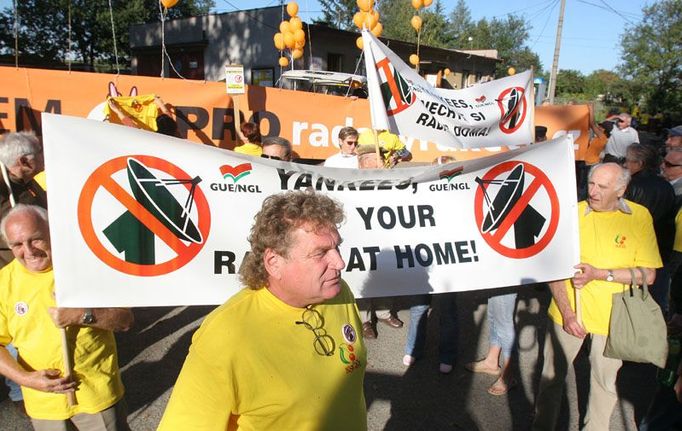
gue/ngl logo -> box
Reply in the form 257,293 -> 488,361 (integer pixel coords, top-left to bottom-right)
78,155 -> 211,276
210,163 -> 263,193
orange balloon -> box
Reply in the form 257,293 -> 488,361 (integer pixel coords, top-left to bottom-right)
292,48 -> 304,59
424,0 -> 433,6
411,0 -> 423,9
356,36 -> 364,50
409,54 -> 420,65
371,22 -> 383,37
295,38 -> 305,48
284,32 -> 295,49
289,16 -> 303,30
294,29 -> 305,43
508,67 -> 516,76
160,0 -> 179,8
279,21 -> 291,34
286,1 -> 299,17
411,15 -> 422,31
279,57 -> 290,67
357,0 -> 373,13
353,12 -> 365,29
364,9 -> 379,29
273,33 -> 285,50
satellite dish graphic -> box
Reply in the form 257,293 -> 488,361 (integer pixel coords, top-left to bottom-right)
127,158 -> 203,244
500,88 -> 520,129
477,163 -> 524,233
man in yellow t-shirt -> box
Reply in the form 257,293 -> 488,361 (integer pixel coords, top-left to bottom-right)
358,129 -> 412,167
0,205 -> 134,430
533,163 -> 662,431
159,191 -> 367,431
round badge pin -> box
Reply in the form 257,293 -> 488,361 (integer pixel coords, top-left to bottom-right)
14,302 -> 28,316
342,323 -> 357,344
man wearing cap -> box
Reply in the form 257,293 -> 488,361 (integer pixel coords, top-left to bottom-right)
603,113 -> 639,163
665,125 -> 682,152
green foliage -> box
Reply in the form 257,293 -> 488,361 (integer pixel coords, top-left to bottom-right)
619,0 -> 682,122
0,0 -> 213,68
555,69 -> 585,95
376,0 -> 414,42
317,0 -> 357,30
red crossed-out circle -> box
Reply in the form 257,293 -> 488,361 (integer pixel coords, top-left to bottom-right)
77,155 -> 211,276
497,87 -> 527,134
474,161 -> 559,259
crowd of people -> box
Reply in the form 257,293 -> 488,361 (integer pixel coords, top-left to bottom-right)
0,117 -> 680,431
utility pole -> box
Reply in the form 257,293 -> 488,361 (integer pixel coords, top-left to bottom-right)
547,0 -> 566,104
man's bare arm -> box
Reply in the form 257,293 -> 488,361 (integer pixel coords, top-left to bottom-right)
548,279 -> 586,338
0,345 -> 76,393
48,308 -> 134,332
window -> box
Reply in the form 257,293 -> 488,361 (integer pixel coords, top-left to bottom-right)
327,53 -> 343,72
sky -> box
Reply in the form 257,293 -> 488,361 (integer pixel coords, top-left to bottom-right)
0,0 -> 647,75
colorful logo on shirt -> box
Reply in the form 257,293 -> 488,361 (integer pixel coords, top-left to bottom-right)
340,343 -> 362,374
342,323 -> 357,344
615,234 -> 627,248
14,302 -> 28,316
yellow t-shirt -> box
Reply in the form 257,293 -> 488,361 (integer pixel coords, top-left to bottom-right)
159,281 -> 367,431
234,142 -> 263,157
358,130 -> 406,161
0,261 -> 124,420
674,208 -> 682,252
104,94 -> 159,131
33,171 -> 46,190
548,200 -> 662,335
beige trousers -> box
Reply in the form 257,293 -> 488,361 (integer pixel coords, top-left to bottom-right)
533,321 -> 622,431
30,399 -> 129,431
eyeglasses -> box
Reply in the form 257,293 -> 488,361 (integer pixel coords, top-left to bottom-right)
296,306 -> 335,356
662,160 -> 682,168
260,154 -> 282,161
343,140 -> 359,146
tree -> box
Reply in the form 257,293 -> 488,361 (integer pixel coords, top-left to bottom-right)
419,1 -> 451,48
619,0 -> 681,122
447,0 -> 474,48
0,0 -> 213,69
555,69 -> 585,95
317,0 -> 356,30
376,0 -> 414,42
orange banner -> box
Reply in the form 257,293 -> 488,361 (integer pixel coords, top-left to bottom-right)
0,67 -> 597,162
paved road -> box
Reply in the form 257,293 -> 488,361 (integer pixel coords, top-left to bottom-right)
0,286 -> 657,430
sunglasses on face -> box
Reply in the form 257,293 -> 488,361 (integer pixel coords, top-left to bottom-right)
343,141 -> 359,146
663,160 -> 682,168
260,154 -> 282,161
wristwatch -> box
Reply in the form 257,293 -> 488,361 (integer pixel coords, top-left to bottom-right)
606,270 -> 615,282
81,308 -> 95,325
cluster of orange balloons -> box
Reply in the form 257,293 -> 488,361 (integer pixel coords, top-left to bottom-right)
408,0 -> 433,66
160,0 -> 179,8
273,2 -> 306,68
353,0 -> 382,49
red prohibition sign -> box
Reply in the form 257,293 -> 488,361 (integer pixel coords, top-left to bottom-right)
474,161 -> 559,259
497,87 -> 527,134
77,155 -> 211,276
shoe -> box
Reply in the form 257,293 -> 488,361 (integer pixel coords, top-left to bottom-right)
362,321 -> 377,339
487,377 -> 517,396
464,360 -> 501,376
439,363 -> 453,374
378,316 -> 403,328
403,355 -> 415,366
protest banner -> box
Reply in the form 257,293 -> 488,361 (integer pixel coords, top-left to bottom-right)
43,114 -> 579,308
361,30 -> 535,149
0,66 -> 594,162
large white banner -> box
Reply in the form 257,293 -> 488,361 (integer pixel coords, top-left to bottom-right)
43,114 -> 578,307
362,30 -> 535,149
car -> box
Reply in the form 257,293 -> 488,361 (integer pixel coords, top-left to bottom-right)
278,70 -> 368,98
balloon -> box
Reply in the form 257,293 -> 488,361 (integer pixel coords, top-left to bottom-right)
363,9 -> 379,29
292,48 -> 304,59
160,0 -> 179,8
353,12 -> 365,29
284,32 -> 295,49
279,21 -> 291,34
357,0 -> 374,13
411,0 -> 423,10
424,0 -> 433,6
273,33 -> 285,50
409,54 -> 420,66
290,16 -> 303,30
444,68 -> 451,76
371,22 -> 383,37
295,38 -> 305,48
294,29 -> 305,44
508,67 -> 516,76
286,1 -> 299,17
279,57 -> 289,67
356,36 -> 364,50
410,15 -> 422,31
